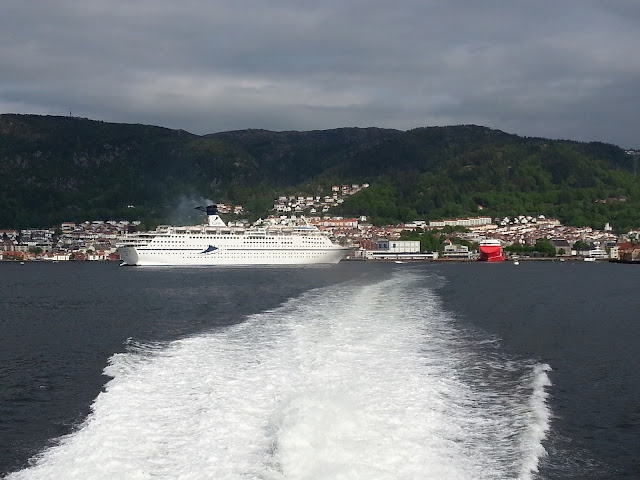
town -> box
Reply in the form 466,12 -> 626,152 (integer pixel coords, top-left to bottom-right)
1,184 -> 640,262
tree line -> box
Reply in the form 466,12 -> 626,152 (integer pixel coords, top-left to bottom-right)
1,115 -> 639,231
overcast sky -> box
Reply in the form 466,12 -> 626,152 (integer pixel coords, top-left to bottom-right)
1,0 -> 639,147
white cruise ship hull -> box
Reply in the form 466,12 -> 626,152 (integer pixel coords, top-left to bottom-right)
118,245 -> 350,266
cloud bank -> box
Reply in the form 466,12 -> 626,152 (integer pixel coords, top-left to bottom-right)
1,0 -> 639,147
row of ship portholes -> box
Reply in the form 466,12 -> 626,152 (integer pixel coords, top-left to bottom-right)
156,240 -> 302,245
156,252 -> 324,257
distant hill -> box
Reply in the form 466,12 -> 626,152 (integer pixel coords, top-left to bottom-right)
1,114 -> 639,231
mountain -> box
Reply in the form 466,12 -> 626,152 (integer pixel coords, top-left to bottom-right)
1,114 -> 639,231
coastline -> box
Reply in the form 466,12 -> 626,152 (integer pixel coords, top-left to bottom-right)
3,257 -> 634,264
344,256 -> 618,263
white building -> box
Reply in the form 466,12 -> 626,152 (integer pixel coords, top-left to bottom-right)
442,243 -> 472,259
429,216 -> 492,228
376,240 -> 421,253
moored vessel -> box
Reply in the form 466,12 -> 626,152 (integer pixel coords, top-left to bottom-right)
478,239 -> 506,262
116,205 -> 352,266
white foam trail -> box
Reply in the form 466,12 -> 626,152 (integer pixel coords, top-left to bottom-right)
517,363 -> 552,480
8,272 -> 553,480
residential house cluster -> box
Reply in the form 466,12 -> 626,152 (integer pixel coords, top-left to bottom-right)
216,204 -> 244,215
456,214 -> 621,256
0,220 -> 137,261
273,184 -> 369,214
3,189 -> 640,262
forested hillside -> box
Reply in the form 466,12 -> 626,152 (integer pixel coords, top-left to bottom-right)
1,114 -> 638,231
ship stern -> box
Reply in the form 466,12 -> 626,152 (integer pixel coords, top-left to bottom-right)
117,246 -> 139,266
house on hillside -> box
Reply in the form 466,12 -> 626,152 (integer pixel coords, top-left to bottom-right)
0,236 -> 15,252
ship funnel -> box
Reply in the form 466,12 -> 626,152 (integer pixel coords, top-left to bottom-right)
206,205 -> 218,216
195,204 -> 218,215
195,205 -> 226,227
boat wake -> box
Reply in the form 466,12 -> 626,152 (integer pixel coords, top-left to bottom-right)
8,272 -> 552,480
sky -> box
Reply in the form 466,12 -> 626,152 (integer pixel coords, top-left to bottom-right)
1,0 -> 639,148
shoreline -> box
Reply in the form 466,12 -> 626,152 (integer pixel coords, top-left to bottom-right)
4,257 -> 635,264
345,256 -> 620,263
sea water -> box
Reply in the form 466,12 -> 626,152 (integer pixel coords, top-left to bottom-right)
1,261 -> 638,479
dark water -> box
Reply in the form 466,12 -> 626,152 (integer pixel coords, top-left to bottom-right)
0,260 -> 638,479
435,261 -> 640,479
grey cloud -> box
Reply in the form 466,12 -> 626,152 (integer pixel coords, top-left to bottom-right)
1,0 -> 639,147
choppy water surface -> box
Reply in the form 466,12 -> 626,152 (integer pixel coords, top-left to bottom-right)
1,261 -> 638,479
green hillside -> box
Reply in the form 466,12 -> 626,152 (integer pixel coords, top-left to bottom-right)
1,114 -> 638,231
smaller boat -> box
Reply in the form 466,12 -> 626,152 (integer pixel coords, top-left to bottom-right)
478,239 -> 506,262
513,260 -> 520,265
584,257 -> 596,262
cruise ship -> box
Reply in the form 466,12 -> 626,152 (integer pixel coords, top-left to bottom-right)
116,205 -> 352,266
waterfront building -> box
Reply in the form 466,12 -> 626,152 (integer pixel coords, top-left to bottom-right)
375,239 -> 421,253
443,242 -> 472,259
618,242 -> 640,262
550,239 -> 571,256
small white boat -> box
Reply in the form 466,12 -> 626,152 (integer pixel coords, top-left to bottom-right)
513,260 -> 520,265
394,260 -> 404,264
584,257 -> 596,262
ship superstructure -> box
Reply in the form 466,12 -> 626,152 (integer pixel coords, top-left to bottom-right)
116,205 -> 351,266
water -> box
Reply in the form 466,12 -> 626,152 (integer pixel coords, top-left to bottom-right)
0,261 -> 638,479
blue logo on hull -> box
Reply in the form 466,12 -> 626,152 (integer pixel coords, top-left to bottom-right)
201,245 -> 219,253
